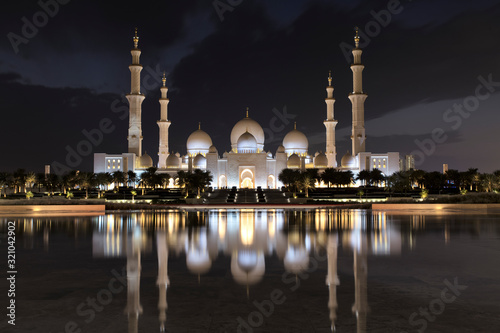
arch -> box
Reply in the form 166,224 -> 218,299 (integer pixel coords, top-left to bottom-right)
240,168 -> 255,189
267,175 -> 275,189
219,175 -> 227,188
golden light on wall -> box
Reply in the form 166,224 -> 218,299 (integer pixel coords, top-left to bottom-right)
240,211 -> 255,246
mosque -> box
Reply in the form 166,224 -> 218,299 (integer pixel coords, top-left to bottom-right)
94,28 -> 401,188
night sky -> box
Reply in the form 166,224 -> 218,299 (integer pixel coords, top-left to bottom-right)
1,0 -> 499,174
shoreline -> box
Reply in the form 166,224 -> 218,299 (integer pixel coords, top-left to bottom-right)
1,201 -> 500,215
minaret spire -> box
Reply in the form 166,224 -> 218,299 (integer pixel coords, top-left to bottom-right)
133,27 -> 139,49
157,71 -> 171,169
349,27 -> 368,157
324,70 -> 338,167
246,107 -> 249,118
126,28 -> 146,158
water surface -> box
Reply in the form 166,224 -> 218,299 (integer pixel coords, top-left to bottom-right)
1,209 -> 499,333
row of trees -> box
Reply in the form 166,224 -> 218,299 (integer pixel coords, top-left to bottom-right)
0,168 -> 213,199
278,168 -> 356,197
388,168 -> 500,193
278,167 -> 500,196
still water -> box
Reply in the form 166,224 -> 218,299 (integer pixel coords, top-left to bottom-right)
1,209 -> 500,333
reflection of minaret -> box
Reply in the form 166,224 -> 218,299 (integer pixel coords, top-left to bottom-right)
157,72 -> 171,169
352,247 -> 369,333
125,225 -> 143,333
157,231 -> 169,332
126,28 -> 145,157
349,27 -> 368,157
326,234 -> 339,331
324,71 -> 338,167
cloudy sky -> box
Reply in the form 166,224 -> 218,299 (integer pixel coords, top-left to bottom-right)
1,0 -> 499,173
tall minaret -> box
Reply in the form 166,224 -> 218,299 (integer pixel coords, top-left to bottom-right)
126,28 -> 145,157
156,231 -> 169,331
348,27 -> 368,157
324,71 -> 338,167
326,234 -> 339,332
157,72 -> 171,169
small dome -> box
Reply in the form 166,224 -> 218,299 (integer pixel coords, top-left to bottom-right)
341,152 -> 356,168
237,132 -> 257,153
230,112 -> 265,151
139,153 -> 153,168
276,145 -> 286,153
208,145 -> 217,153
314,152 -> 328,168
287,153 -> 301,168
186,250 -> 212,275
231,251 -> 265,286
193,153 -> 207,169
284,247 -> 309,274
166,153 -> 180,168
283,128 -> 308,154
187,128 -> 212,154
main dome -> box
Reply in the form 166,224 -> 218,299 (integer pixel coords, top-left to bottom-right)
187,128 -> 212,154
237,132 -> 257,153
230,112 -> 265,152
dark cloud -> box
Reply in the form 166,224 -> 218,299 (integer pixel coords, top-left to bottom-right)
1,0 -> 499,172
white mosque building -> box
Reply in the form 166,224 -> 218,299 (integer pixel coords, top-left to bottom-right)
94,28 -> 400,188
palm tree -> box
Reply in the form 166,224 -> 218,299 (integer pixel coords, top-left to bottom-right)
25,172 -> 36,192
387,171 -> 411,193
370,169 -> 385,187
409,169 -> 426,189
191,169 -> 213,198
141,167 -> 159,189
45,174 -> 59,195
278,169 -> 301,195
0,172 -> 10,198
127,170 -> 137,188
320,168 -> 336,188
298,172 -> 315,198
176,170 -> 191,196
339,170 -> 355,187
357,170 -> 371,187
160,173 -> 171,189
480,173 -> 497,193
13,169 -> 26,193
112,171 -> 126,189
78,172 -> 96,199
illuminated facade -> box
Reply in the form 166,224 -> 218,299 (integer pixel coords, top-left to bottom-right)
94,28 -> 401,187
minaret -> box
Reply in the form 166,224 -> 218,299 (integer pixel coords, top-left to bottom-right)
348,27 -> 368,157
324,71 -> 338,167
326,234 -> 339,331
157,72 -> 171,169
126,28 -> 145,157
157,231 -> 169,332
125,225 -> 143,333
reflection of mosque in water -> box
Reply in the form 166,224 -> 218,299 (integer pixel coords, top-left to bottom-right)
90,210 -> 403,332
5,212 -> 497,331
